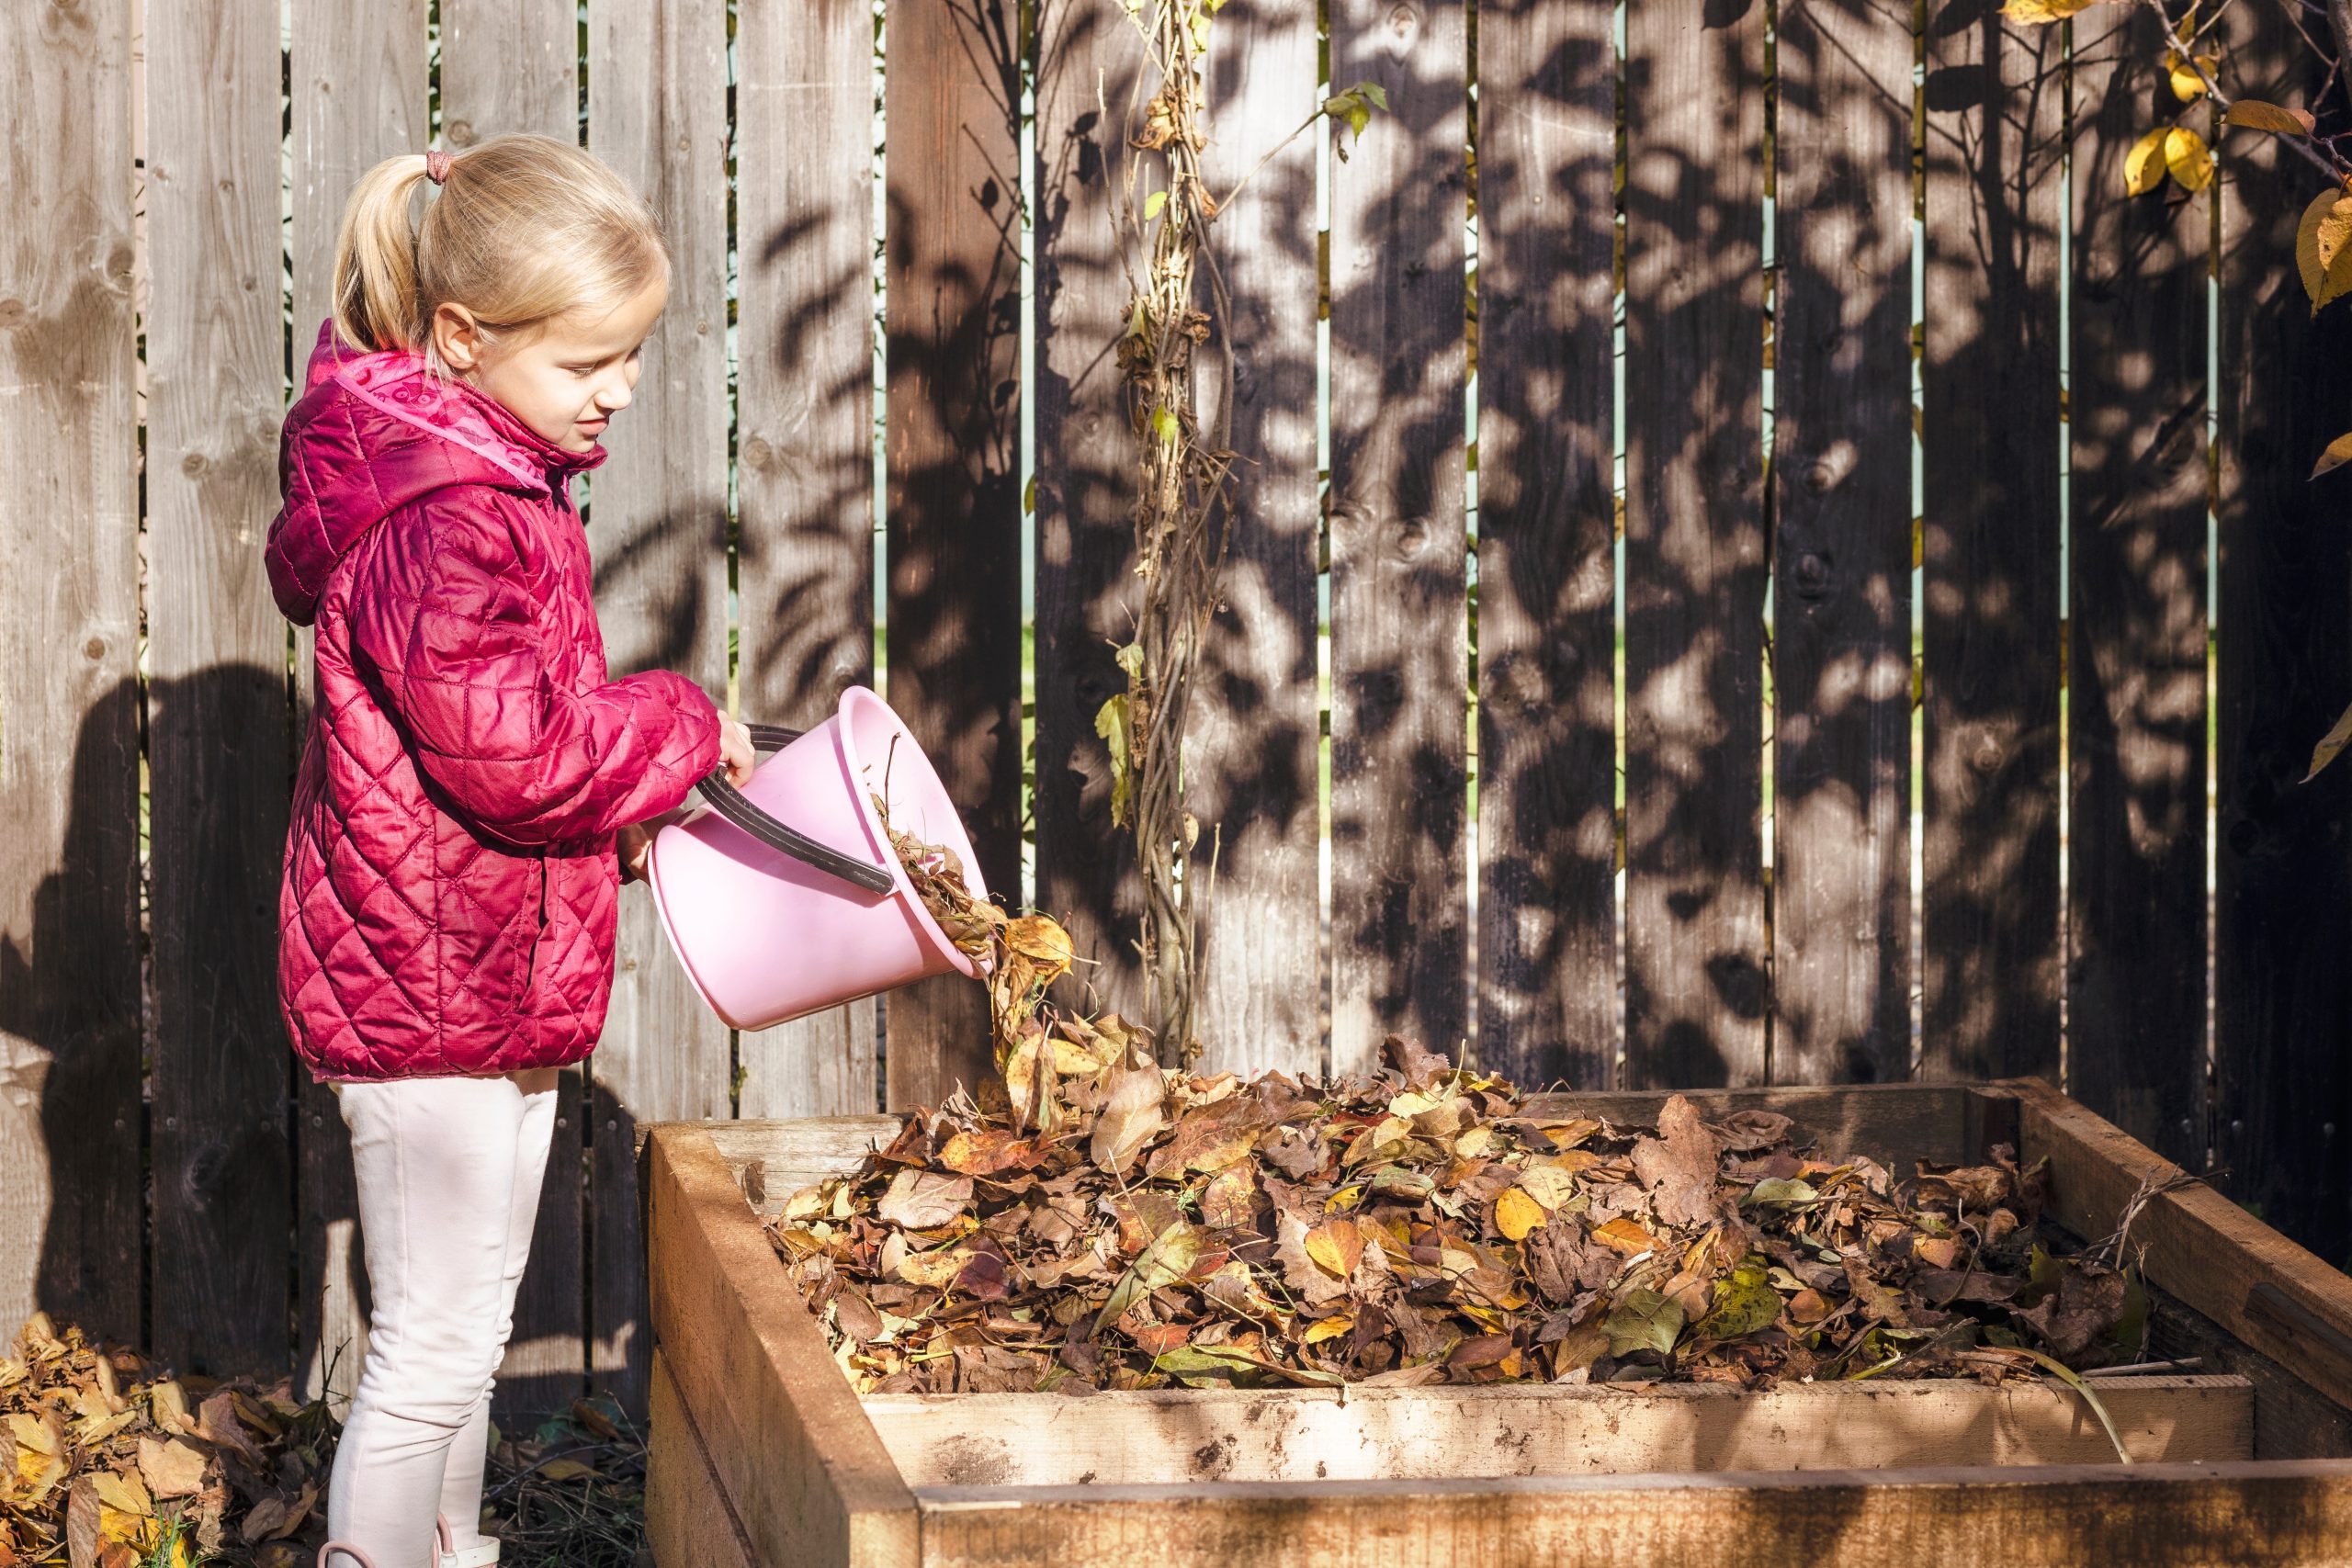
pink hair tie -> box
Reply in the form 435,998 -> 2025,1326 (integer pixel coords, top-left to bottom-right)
424,151 -> 453,186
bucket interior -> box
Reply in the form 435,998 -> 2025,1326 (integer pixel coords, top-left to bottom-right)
834,687 -> 991,976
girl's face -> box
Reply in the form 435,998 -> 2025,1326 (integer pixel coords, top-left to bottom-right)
430,270 -> 670,454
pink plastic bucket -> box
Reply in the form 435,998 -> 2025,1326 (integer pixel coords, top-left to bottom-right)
644,686 -> 989,1031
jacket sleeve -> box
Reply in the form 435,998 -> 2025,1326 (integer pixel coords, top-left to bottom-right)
348,492 -> 723,846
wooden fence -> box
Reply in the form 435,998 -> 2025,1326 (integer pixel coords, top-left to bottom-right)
3,0 -> 2348,1419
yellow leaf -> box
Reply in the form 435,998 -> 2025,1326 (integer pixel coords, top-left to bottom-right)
2169,55 -> 2217,102
2304,696 -> 2352,782
2313,430 -> 2352,481
1593,1216 -> 1661,1255
2225,99 -> 2316,136
2164,127 -> 2214,193
2300,191 -> 2352,311
90,1469 -> 152,1516
1303,1314 -> 1354,1345
2124,127 -> 2169,196
538,1456 -> 600,1482
1304,1219 -> 1363,1279
1496,1187 -> 1549,1241
1515,1163 -> 1581,1211
2000,0 -> 2106,22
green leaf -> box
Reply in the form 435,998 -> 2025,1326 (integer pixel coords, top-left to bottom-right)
2304,696 -> 2352,783
1144,189 -> 1168,222
1602,1287 -> 1685,1359
1152,406 -> 1180,445
1095,694 -> 1134,827
1693,1259 -> 1780,1341
1114,640 -> 1145,680
1095,1221 -> 1204,1335
1190,9 -> 1211,51
2014,1347 -> 2135,1464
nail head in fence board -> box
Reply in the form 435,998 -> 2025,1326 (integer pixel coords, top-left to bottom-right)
1622,0 -> 1769,1089
884,0 -> 1023,1108
1474,0 -> 1619,1090
1770,0 -> 1915,1088
144,0 -> 295,1379
1186,0 -> 1323,1079
585,0 -> 731,1418
735,0 -> 881,1122
1918,5 -> 2063,1083
2213,0 -> 2352,1269
1033,0 -> 1148,1030
0,0 -> 141,1347
288,0 -> 425,1409
2064,5 -> 2210,1168
1326,0 -> 1470,1076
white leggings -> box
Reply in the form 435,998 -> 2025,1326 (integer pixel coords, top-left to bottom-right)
325,1069 -> 559,1567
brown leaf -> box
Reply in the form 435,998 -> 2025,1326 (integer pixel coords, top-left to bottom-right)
876,1169 -> 974,1230
2224,98 -> 2317,136
134,1435 -> 209,1498
1090,1065 -> 1168,1175
1713,1109 -> 1792,1153
1629,1095 -> 1724,1228
1381,1032 -> 1452,1091
937,1129 -> 1043,1178
2016,1264 -> 2127,1359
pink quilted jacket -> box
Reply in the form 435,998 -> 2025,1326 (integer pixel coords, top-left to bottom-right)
267,324 -> 721,1080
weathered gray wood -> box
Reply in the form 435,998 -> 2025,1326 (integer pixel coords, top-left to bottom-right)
734,0 -> 881,1123
586,0 -> 731,1417
144,0 -> 293,1380
289,0 -> 425,1413
1623,0 -> 1769,1090
1770,0 -> 1914,1086
1185,0 -> 1323,1079
1327,0 -> 1470,1075
1918,2 -> 2064,1083
1474,0 -> 1619,1090
0,0 -> 142,1348
883,0 -> 1024,1108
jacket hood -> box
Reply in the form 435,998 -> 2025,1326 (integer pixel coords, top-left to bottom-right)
266,321 -> 605,626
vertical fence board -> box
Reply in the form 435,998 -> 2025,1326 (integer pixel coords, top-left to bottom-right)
1327,0 -> 1470,1075
289,0 -> 424,1410
0,0 -> 141,1347
883,0 -> 1024,1107
1770,0 -> 1914,1086
1475,0 -> 1620,1089
2215,1 -> 2352,1263
586,0 -> 730,1416
1918,5 -> 2063,1082
441,0 -> 586,1412
145,0 -> 291,1377
1035,0 -> 1147,1036
2066,6 -> 2209,1164
735,0 -> 881,1121
1622,0 -> 1768,1089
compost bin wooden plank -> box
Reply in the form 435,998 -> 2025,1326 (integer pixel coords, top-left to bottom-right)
705,1114 -> 904,1215
288,0 -> 425,1412
910,1461 -> 2352,1567
734,0 -> 882,1123
439,0 -> 587,1416
648,1347 -> 759,1568
1918,0 -> 2064,1083
865,1375 -> 2251,1484
1474,0 -> 1618,1090
2064,3 -> 2210,1168
144,0 -> 295,1380
1187,0 -> 1324,1078
1621,0 -> 1769,1090
1769,0 -> 1914,1087
883,0 -> 1023,1109
1033,0 -> 1148,1031
0,0 -> 141,1348
1326,0 -> 1470,1076
2212,0 -> 2352,1269
584,0 -> 732,1417
646,1123 -> 918,1567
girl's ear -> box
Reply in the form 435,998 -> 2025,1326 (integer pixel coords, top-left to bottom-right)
431,302 -> 486,375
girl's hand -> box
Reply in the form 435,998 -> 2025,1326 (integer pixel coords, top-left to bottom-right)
718,718 -> 757,787
617,822 -> 653,883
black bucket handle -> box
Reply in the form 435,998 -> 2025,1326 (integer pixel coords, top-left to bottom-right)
692,722 -> 899,897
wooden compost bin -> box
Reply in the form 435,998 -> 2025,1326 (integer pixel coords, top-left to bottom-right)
641,1080 -> 2352,1567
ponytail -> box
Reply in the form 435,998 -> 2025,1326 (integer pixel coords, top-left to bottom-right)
331,154 -> 435,352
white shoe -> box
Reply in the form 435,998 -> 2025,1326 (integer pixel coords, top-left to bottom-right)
436,1512 -> 501,1568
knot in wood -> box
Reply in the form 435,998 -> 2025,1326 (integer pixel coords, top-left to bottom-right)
1792,551 -> 1833,600
1387,3 -> 1419,40
180,451 -> 209,478
741,435 -> 775,471
448,119 -> 476,148
1388,518 -> 1430,563
0,299 -> 24,330
83,637 -> 107,660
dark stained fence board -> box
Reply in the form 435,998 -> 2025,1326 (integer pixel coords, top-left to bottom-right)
1622,0 -> 1770,1089
883,0 -> 1024,1108
1770,0 -> 1916,1087
734,0 -> 883,1122
2065,6 -> 2210,1165
1033,0 -> 1148,1036
0,0 -> 142,1348
1475,0 -> 1623,1090
2214,0 -> 2352,1265
586,0 -> 732,1416
1918,4 -> 2064,1083
1327,0 -> 1471,1077
1185,3 -> 1323,1077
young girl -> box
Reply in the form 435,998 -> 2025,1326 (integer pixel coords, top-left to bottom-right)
266,135 -> 753,1568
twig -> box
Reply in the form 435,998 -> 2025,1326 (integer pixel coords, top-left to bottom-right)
2140,0 -> 2352,179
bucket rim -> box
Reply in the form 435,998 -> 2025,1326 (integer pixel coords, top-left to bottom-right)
832,685 -> 989,982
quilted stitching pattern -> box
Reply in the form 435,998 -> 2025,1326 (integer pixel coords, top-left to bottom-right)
268,324 -> 721,1081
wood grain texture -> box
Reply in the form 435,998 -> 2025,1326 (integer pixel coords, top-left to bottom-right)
288,0 -> 425,1412
1770,0 -> 1914,1087
2212,0 -> 2352,1269
1186,0 -> 1323,1078
441,0 -> 577,152
883,0 -> 1023,1108
647,1348 -> 760,1568
735,0 -> 882,1122
1326,0 -> 1470,1074
1474,0 -> 1618,1090
2064,5 -> 2209,1167
1621,0 -> 1769,1089
585,0 -> 732,1417
0,0 -> 142,1348
1033,0 -> 1148,1031
1918,3 -> 2064,1083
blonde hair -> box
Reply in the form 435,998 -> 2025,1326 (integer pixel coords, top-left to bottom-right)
331,134 -> 667,359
